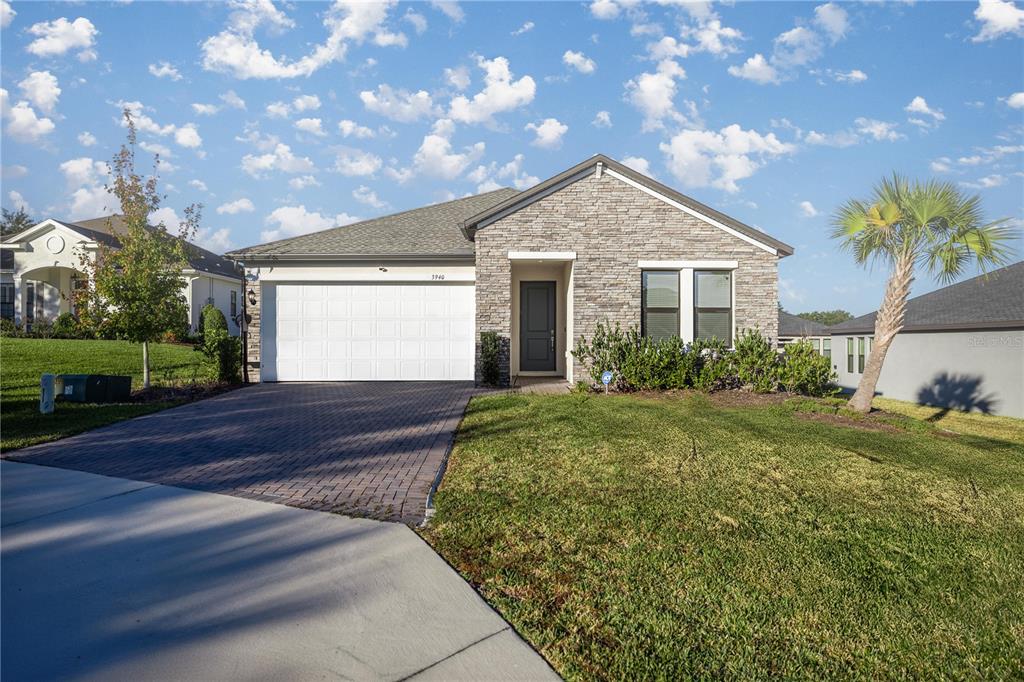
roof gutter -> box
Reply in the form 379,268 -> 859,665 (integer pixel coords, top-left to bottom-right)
224,252 -> 476,263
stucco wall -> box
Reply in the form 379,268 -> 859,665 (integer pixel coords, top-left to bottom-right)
190,274 -> 242,336
833,330 -> 1024,418
474,171 -> 781,385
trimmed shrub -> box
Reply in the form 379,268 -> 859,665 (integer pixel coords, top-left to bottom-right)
480,331 -> 501,386
780,340 -> 837,397
733,330 -> 781,393
28,318 -> 54,339
0,318 -> 20,337
199,304 -> 240,383
52,312 -> 83,339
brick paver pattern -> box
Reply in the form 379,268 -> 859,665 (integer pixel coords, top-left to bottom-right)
6,383 -> 477,524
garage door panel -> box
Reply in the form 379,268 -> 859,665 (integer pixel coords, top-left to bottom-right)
271,283 -> 474,381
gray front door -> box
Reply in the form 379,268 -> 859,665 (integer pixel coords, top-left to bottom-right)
519,281 -> 556,372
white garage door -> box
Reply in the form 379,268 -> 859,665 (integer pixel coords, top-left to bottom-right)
269,283 -> 475,381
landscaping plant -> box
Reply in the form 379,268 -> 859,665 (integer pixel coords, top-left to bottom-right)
732,329 -> 780,393
72,110 -> 201,388
479,331 -> 501,386
832,174 -> 1015,412
199,304 -> 241,383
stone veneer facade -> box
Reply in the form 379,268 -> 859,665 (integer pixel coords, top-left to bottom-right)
474,171 -> 780,385
243,278 -> 262,382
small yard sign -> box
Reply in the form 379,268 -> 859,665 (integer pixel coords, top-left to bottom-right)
601,370 -> 613,394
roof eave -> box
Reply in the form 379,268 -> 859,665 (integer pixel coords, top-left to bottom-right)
225,252 -> 476,262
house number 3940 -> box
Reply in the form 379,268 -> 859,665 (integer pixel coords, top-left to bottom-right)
431,274 -> 445,280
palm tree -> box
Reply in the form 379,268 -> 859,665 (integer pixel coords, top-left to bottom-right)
831,174 -> 1015,413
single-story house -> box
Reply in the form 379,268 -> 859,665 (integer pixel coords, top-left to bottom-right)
0,215 -> 242,335
226,154 -> 794,386
830,261 -> 1023,418
778,311 -> 831,356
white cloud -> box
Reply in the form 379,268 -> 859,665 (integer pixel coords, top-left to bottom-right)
958,155 -> 984,165
621,156 -> 652,177
813,3 -> 848,43
148,61 -> 182,81
525,118 -> 568,149
116,100 -> 203,151
728,54 -> 779,84
241,143 -> 316,177
338,119 -> 375,138
773,26 -> 824,69
429,1 -> 464,22
174,124 -> 203,149
646,36 -> 691,60
139,141 -> 173,158
18,71 -> 61,115
288,175 -> 321,190
855,117 -> 904,142
805,117 -> 904,146
930,157 -> 952,173
563,50 -> 596,74
217,198 -> 255,215
201,0 -> 407,79
266,101 -> 291,119
192,103 -> 220,116
261,205 -> 359,242
905,96 -> 945,128
59,157 -> 116,220
1,1 -> 15,29
972,0 -> 1024,41
1,88 -> 56,142
468,154 -> 539,192
193,226 -> 234,253
8,190 -> 33,214
293,94 -> 321,112
360,84 -> 438,122
352,185 -> 388,209
660,124 -> 796,193
832,69 -> 867,83
511,21 -> 534,36
589,0 -> 620,20
388,118 -> 484,182
1007,92 -> 1024,109
403,9 -> 427,34
592,110 -> 612,128
26,16 -> 97,60
2,165 -> 28,179
189,179 -> 209,192
625,59 -> 692,131
684,17 -> 743,57
295,117 -> 326,136
333,148 -> 383,176
78,131 -> 97,147
799,200 -> 819,217
150,207 -> 182,230
220,90 -> 246,110
961,174 -> 1007,189
448,55 -> 536,125
444,65 -> 471,91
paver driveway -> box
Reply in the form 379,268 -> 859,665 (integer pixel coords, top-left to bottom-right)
5,382 -> 477,524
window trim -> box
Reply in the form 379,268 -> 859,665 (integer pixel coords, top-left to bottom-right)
230,290 -> 238,319
641,269 -> 681,341
822,338 -> 831,360
857,336 -> 866,373
847,337 -> 854,373
693,270 -> 733,346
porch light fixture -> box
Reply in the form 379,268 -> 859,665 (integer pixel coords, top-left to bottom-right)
247,289 -> 257,306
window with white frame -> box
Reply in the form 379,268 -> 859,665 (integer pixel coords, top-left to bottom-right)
0,283 -> 13,320
641,270 -> 680,342
694,270 -> 732,345
822,338 -> 831,360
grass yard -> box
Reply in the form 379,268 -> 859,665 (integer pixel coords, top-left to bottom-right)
422,392 -> 1024,680
1,338 -> 212,452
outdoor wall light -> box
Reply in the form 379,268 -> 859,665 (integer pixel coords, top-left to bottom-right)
378,266 -> 388,272
247,289 -> 257,305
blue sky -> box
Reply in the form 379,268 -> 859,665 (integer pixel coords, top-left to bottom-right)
1,0 -> 1022,315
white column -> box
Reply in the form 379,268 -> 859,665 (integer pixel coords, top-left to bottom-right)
680,268 -> 694,343
13,276 -> 22,326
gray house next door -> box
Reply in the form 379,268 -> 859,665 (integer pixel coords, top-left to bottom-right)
519,281 -> 556,372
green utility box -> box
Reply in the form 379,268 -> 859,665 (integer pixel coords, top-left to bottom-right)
58,375 -> 132,403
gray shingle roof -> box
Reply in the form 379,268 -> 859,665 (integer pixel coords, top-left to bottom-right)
830,261 -> 1024,334
779,311 -> 830,337
67,215 -> 241,279
462,154 -> 795,257
227,188 -> 520,260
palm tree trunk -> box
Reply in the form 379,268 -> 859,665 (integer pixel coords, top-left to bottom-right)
142,340 -> 151,389
848,253 -> 915,412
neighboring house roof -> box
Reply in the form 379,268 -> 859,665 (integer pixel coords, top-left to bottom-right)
227,188 -> 520,260
779,311 -> 830,337
462,154 -> 795,257
830,261 -> 1024,334
70,216 -> 241,279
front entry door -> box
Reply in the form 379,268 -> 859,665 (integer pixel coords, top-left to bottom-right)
519,281 -> 556,372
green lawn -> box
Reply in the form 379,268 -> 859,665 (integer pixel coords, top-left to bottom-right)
1,338 -> 211,452
422,392 -> 1024,680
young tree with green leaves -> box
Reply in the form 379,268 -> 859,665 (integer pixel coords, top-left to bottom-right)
1,207 -> 34,236
831,174 -> 1014,413
75,110 -> 201,388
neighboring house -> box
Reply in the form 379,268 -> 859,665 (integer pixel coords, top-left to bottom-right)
778,311 -> 831,357
0,216 -> 242,335
830,261 -> 1024,418
227,154 -> 794,385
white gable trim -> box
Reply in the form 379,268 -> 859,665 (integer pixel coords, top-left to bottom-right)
604,168 -> 779,256
2,219 -> 101,249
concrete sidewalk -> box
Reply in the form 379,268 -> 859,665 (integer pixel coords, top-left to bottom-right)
1,461 -> 558,681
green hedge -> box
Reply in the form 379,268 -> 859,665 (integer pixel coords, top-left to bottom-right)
572,322 -> 836,397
